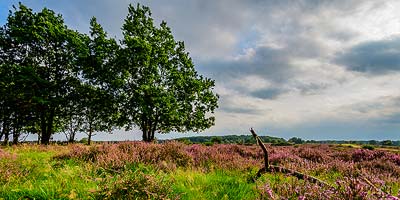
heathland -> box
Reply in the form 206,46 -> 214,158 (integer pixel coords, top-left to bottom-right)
1,142 -> 399,199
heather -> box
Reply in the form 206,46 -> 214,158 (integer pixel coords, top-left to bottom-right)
0,143 -> 399,199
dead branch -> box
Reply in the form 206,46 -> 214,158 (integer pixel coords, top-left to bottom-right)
250,128 -> 333,188
361,176 -> 399,200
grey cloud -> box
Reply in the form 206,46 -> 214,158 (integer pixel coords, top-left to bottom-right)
336,37 -> 400,74
250,88 -> 286,100
377,111 -> 400,125
7,0 -> 400,140
296,83 -> 329,95
218,97 -> 263,115
220,106 -> 261,115
201,46 -> 295,84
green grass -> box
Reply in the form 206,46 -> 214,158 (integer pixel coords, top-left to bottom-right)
1,144 -> 399,199
0,146 -> 260,200
171,169 -> 257,200
0,146 -> 98,199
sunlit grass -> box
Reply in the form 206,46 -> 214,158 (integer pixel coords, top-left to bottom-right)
171,169 -> 257,200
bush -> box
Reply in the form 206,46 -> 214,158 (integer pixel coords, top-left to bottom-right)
362,145 -> 375,150
96,168 -> 177,200
211,136 -> 222,144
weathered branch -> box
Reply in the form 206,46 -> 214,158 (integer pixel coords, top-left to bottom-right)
250,128 -> 269,169
250,128 -> 333,188
361,176 -> 400,200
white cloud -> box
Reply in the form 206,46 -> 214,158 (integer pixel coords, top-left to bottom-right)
5,0 -> 400,139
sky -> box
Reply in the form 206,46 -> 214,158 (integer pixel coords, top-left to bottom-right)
1,0 -> 400,141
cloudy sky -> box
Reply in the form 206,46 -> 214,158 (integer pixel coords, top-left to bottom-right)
1,0 -> 400,140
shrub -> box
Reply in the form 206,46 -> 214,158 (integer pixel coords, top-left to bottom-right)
362,145 -> 375,150
96,169 -> 178,200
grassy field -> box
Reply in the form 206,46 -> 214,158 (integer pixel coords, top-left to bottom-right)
0,142 -> 399,199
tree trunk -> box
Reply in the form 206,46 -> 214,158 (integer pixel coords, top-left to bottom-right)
3,132 -> 9,145
0,125 -> 4,142
40,108 -> 54,145
12,118 -> 21,145
2,121 -> 9,145
68,136 -> 75,143
88,130 -> 92,145
142,129 -> 155,142
142,131 -> 148,142
87,122 -> 93,145
141,118 -> 157,142
12,130 -> 19,145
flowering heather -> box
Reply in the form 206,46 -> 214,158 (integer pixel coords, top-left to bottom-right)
0,148 -> 15,160
57,142 -> 400,199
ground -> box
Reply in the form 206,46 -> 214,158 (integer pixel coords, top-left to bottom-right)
0,142 -> 399,199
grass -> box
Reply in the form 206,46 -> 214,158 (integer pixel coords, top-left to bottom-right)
0,145 -> 258,200
1,142 -> 399,199
171,169 -> 257,200
0,145 -> 97,199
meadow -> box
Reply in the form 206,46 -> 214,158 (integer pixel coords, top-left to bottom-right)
0,142 -> 400,199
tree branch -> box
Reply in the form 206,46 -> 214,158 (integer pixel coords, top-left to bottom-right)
250,128 -> 333,188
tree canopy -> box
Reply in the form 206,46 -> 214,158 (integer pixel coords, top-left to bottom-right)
119,4 -> 218,142
0,3 -> 218,144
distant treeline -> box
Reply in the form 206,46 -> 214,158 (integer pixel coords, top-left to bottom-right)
173,135 -> 400,146
174,135 -> 289,146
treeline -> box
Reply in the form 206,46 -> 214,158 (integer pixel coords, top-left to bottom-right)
0,3 -> 218,145
175,135 -> 288,145
307,140 -> 400,147
175,135 -> 400,147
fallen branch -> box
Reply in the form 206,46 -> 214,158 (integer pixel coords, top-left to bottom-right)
250,128 -> 333,188
361,176 -> 399,200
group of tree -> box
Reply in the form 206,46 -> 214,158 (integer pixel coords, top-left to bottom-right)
175,135 -> 287,145
0,3 -> 218,145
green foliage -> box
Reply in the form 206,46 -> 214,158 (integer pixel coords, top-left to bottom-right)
362,145 -> 375,150
0,3 -> 218,144
175,135 -> 287,145
119,4 -> 218,142
0,3 -> 88,144
288,137 -> 304,144
211,136 -> 222,144
382,140 -> 393,146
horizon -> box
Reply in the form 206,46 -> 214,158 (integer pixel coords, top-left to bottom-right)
1,0 -> 400,141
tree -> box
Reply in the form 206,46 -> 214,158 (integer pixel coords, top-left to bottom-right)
1,3 -> 86,144
77,17 -> 120,145
120,4 -> 218,142
211,136 -> 222,144
382,140 -> 393,146
288,137 -> 304,144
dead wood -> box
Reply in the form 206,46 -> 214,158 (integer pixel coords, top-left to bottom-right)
250,128 -> 333,188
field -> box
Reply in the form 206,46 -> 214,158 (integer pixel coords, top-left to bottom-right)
0,142 -> 400,199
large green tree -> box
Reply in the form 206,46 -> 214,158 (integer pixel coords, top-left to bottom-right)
76,17 -> 120,145
1,4 -> 86,144
120,4 -> 219,142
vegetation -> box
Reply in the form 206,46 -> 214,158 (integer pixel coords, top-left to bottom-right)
0,142 -> 399,199
174,135 -> 400,147
119,4 -> 218,142
175,135 -> 288,145
0,3 -> 218,145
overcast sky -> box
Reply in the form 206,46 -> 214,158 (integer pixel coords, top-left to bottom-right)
1,0 -> 400,140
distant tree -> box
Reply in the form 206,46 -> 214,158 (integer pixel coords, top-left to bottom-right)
119,4 -> 218,142
211,136 -> 222,144
368,140 -> 378,145
288,137 -> 304,144
382,140 -> 393,146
